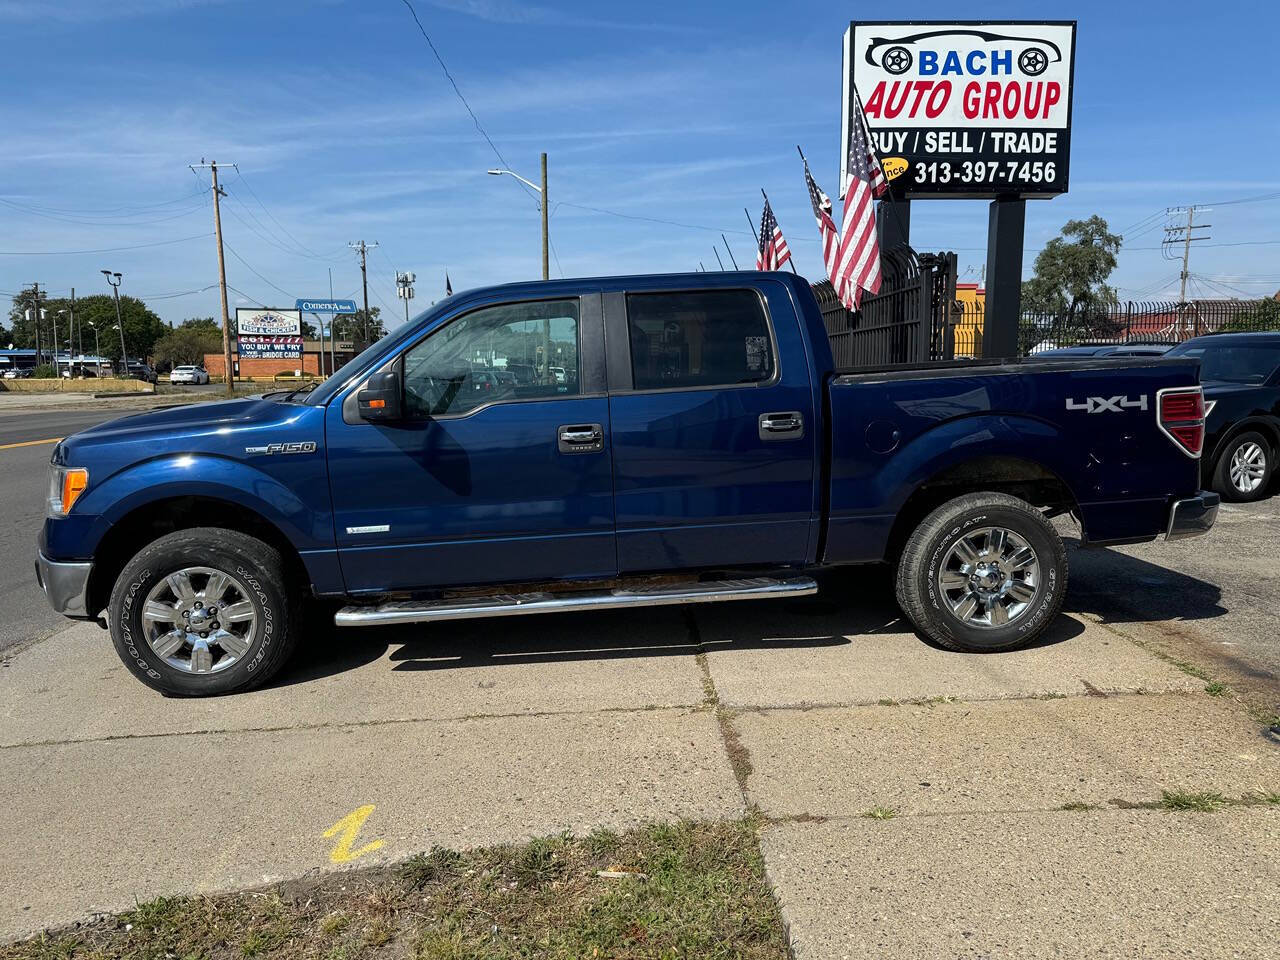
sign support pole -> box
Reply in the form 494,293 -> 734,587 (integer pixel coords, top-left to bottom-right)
984,196 -> 1026,358
877,198 -> 911,253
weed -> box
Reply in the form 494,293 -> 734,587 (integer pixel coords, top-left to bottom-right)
861,806 -> 898,821
1160,789 -> 1227,812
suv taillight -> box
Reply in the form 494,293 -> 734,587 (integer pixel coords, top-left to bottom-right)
1157,387 -> 1205,458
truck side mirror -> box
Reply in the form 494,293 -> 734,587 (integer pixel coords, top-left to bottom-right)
357,369 -> 402,422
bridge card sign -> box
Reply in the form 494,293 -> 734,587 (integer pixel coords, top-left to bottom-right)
844,21 -> 1076,199
235,308 -> 303,360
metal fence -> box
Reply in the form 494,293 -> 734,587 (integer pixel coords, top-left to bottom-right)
950,298 -> 1280,358
813,249 -> 958,368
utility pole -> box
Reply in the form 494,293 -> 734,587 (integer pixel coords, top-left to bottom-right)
70,288 -> 78,371
28,283 -> 42,368
349,240 -> 378,345
540,152 -> 549,281
1165,205 -> 1212,337
328,267 -> 337,374
1165,205 -> 1212,305
191,159 -> 236,396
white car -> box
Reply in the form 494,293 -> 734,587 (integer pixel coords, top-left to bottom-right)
170,365 -> 210,385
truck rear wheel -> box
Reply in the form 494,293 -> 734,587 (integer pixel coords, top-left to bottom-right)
108,528 -> 299,696
895,492 -> 1067,652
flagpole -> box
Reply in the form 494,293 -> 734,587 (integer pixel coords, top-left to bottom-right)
761,189 -> 798,274
745,207 -> 759,247
850,83 -> 908,248
720,233 -> 739,270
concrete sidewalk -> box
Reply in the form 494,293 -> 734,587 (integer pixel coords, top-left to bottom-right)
2,591 -> 1277,954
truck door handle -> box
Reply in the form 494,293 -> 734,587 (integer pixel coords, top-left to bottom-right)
759,412 -> 804,440
558,423 -> 604,454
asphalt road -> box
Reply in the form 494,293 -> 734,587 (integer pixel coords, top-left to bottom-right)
0,408 -> 133,653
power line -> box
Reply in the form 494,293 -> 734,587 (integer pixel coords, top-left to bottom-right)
0,195 -> 207,227
398,0 -> 538,205
0,188 -> 207,218
228,167 -> 347,262
0,233 -> 212,256
223,241 -> 300,303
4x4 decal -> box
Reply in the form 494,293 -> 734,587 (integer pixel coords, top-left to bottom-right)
1065,395 -> 1148,414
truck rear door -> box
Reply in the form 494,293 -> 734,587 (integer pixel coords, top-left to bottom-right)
603,281 -> 819,573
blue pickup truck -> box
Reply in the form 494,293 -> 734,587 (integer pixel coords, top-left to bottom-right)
37,272 -> 1219,696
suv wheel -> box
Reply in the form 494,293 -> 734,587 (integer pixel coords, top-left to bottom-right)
896,492 -> 1067,652
1213,431 -> 1272,503
108,528 -> 300,696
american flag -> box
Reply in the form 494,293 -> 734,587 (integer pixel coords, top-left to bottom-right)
834,99 -> 888,310
802,154 -> 844,300
755,194 -> 791,271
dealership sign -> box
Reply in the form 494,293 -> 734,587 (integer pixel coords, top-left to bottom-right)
844,21 -> 1076,199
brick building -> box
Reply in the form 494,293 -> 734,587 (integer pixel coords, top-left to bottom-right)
203,339 -> 359,380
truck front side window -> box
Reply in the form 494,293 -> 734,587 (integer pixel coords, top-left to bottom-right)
402,299 -> 581,417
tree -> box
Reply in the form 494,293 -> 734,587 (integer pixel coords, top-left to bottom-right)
153,326 -> 222,371
1022,215 -> 1122,320
180,316 -> 222,336
8,289 -> 165,361
330,307 -> 384,347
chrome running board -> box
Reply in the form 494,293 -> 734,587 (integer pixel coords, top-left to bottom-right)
333,575 -> 817,627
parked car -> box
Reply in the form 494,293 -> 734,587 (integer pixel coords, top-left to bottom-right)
1165,331 -> 1280,502
37,272 -> 1217,696
124,361 -> 157,384
1028,343 -> 1173,360
169,365 -> 210,385
2,367 -> 30,379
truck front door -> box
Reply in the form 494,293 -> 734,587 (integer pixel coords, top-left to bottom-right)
604,283 -> 818,573
326,294 -> 615,594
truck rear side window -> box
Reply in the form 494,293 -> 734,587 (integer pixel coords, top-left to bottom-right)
625,290 -> 774,390
403,299 -> 580,417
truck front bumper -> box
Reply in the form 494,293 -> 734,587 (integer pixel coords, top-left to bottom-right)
1166,491 -> 1220,542
34,552 -> 93,618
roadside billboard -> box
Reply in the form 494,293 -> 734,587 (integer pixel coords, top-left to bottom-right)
235,309 -> 303,360
237,335 -> 304,360
844,21 -> 1076,199
236,308 -> 302,336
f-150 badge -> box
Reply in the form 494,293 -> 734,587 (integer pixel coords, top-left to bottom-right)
245,441 -> 317,455
1065,395 -> 1148,413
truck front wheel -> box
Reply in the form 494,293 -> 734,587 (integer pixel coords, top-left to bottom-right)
107,528 -> 299,696
895,492 -> 1067,652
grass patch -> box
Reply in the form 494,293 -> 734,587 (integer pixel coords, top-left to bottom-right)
1160,789 -> 1228,812
861,806 -> 898,821
1,820 -> 789,960
1203,681 -> 1229,697
1057,801 -> 1101,812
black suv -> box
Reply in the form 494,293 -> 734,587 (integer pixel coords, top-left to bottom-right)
1166,332 -> 1280,502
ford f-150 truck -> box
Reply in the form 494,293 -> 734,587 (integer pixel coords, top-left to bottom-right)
37,272 -> 1219,696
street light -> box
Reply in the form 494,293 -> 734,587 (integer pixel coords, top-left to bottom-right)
86,321 -> 102,373
487,152 -> 549,280
101,270 -> 129,376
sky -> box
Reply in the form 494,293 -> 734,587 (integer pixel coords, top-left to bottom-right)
1,0 -> 1278,330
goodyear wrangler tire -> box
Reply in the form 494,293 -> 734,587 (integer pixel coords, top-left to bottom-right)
108,528 -> 299,696
895,492 -> 1067,652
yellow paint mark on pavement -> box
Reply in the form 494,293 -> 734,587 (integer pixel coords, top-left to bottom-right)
323,804 -> 384,864
0,436 -> 62,450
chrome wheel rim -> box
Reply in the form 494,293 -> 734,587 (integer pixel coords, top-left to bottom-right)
1229,442 -> 1266,494
141,566 -> 259,674
937,527 -> 1040,629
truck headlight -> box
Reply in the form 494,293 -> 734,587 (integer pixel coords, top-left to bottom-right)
48,466 -> 89,516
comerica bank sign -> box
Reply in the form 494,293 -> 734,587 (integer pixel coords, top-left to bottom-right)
845,21 -> 1076,199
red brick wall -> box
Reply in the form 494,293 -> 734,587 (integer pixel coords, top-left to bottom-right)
203,350 -> 344,379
